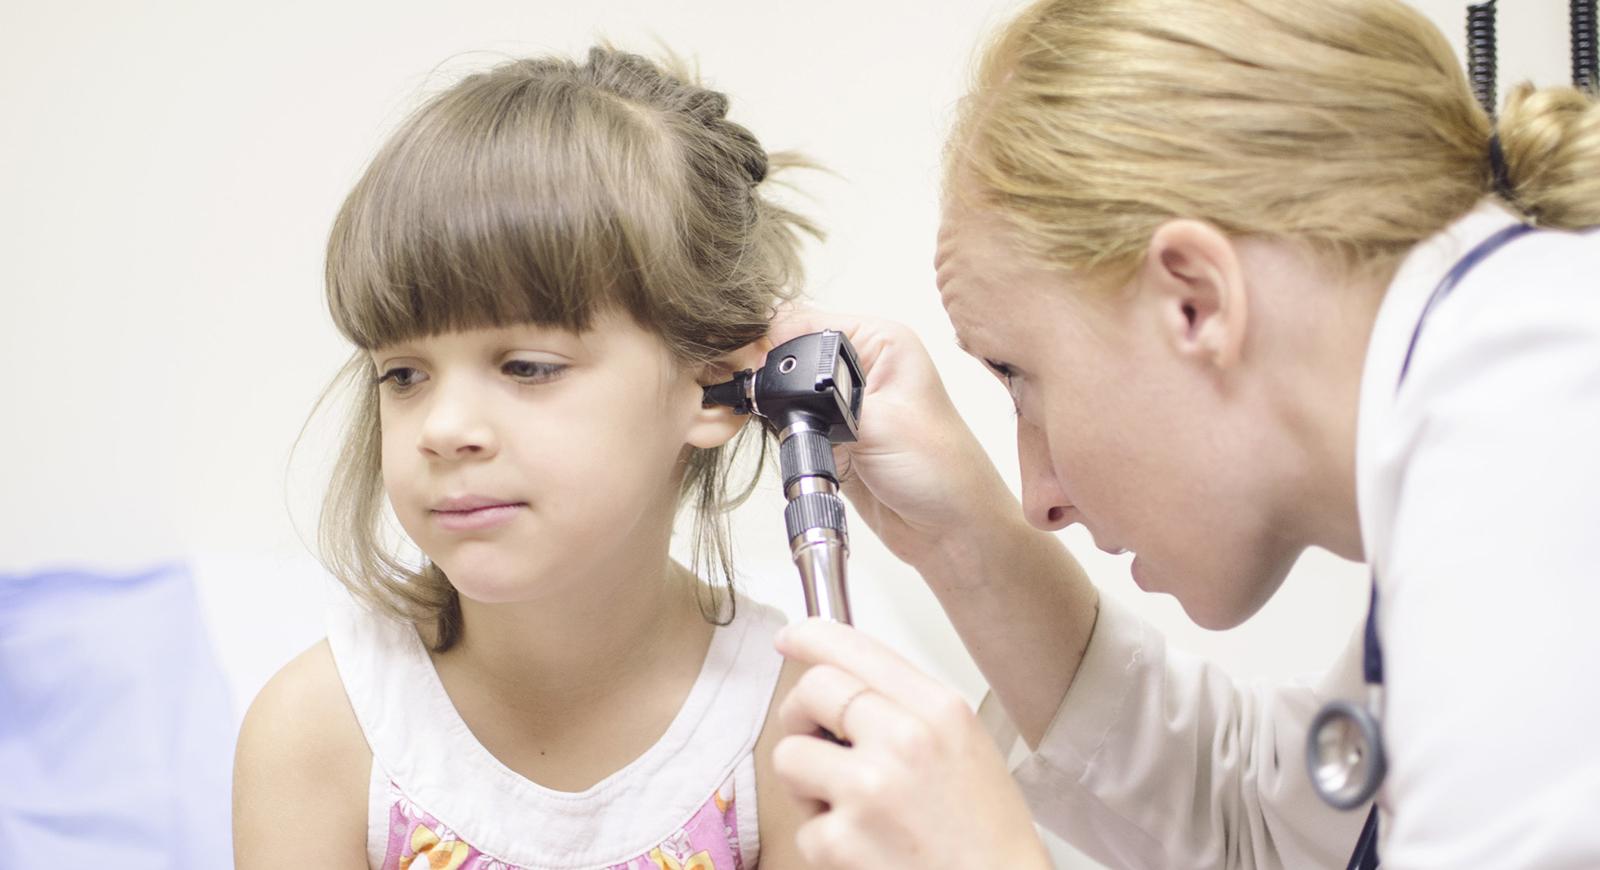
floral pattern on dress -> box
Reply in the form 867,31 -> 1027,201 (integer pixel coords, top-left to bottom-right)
379,777 -> 742,870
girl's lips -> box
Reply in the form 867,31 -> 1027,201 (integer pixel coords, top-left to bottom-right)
434,495 -> 518,511
431,502 -> 525,532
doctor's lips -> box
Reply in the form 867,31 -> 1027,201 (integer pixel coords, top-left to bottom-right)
1090,533 -> 1130,556
431,495 -> 526,531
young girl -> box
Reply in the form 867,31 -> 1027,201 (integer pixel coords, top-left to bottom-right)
234,47 -> 817,869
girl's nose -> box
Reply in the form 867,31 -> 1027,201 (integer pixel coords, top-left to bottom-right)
1016,416 -> 1076,532
417,383 -> 498,461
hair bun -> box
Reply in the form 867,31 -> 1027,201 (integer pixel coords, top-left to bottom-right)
744,151 -> 768,184
1496,81 -> 1600,228
684,90 -> 731,124
709,116 -> 769,185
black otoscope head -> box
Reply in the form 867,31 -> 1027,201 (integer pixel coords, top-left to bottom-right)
703,329 -> 864,629
701,330 -> 864,443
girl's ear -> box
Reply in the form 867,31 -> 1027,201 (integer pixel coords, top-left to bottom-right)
685,340 -> 770,449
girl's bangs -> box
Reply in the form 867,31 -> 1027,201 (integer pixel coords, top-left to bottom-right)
325,77 -> 670,350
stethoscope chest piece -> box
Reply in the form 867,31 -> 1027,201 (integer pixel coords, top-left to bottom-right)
1307,696 -> 1387,811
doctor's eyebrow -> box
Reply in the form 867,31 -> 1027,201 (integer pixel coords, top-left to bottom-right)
953,334 -> 996,366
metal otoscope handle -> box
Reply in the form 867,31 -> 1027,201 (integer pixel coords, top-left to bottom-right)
781,415 -> 852,624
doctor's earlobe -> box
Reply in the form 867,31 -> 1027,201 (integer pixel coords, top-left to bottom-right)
1144,220 -> 1249,370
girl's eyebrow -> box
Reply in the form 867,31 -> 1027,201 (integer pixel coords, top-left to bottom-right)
369,344 -> 425,367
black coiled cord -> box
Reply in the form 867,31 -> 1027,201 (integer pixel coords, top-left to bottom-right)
1468,1 -> 1499,118
1575,0 -> 1599,92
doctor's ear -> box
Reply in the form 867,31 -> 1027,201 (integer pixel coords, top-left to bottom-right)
1139,220 -> 1249,369
685,341 -> 769,449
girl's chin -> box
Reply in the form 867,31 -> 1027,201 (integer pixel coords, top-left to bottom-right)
434,560 -> 554,607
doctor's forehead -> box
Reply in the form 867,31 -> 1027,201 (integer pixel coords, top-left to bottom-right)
935,208 -> 1016,304
934,212 -> 977,297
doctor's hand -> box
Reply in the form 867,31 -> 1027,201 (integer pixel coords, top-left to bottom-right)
772,618 -> 1052,868
766,308 -> 1018,575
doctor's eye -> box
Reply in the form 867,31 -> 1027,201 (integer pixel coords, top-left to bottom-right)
502,359 -> 567,383
375,366 -> 427,393
984,358 -> 1023,418
984,357 -> 1019,389
983,358 -> 1016,383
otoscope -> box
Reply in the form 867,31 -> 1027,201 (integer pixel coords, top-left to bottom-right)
702,330 -> 865,624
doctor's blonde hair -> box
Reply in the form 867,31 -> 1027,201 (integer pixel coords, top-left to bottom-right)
317,47 -> 817,651
952,0 -> 1600,278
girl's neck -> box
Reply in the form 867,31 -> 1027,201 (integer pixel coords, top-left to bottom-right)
431,548 -> 717,726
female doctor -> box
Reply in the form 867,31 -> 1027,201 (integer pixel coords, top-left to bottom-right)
767,0 -> 1600,866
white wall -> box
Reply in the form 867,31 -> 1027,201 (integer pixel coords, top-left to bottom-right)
0,1 -> 1578,866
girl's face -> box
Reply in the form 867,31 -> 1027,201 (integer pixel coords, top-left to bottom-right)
371,314 -> 740,605
936,205 -> 1312,630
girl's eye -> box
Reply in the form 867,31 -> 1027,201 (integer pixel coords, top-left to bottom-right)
376,366 -> 426,392
503,359 -> 567,382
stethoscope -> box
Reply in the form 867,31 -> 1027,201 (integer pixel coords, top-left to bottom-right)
1303,222 -> 1536,870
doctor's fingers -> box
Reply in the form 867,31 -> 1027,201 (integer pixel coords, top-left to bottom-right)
777,664 -> 932,751
773,682 -> 1055,868
778,663 -> 863,738
766,304 -> 849,346
771,735 -> 922,868
793,804 -> 908,869
777,619 -> 963,721
768,304 -> 929,383
795,805 -> 927,869
770,731 -> 853,803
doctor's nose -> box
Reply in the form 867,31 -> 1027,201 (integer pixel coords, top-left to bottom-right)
1017,416 -> 1076,532
417,384 -> 499,461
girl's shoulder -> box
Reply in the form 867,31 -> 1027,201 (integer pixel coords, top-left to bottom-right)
751,656 -> 811,868
233,639 -> 372,867
241,638 -> 369,755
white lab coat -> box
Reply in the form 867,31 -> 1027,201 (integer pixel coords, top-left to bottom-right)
985,205 -> 1600,868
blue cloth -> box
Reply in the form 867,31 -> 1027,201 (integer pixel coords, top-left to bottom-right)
0,564 -> 235,869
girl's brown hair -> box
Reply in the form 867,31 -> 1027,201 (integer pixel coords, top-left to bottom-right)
319,47 -> 818,650
951,0 -> 1600,280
